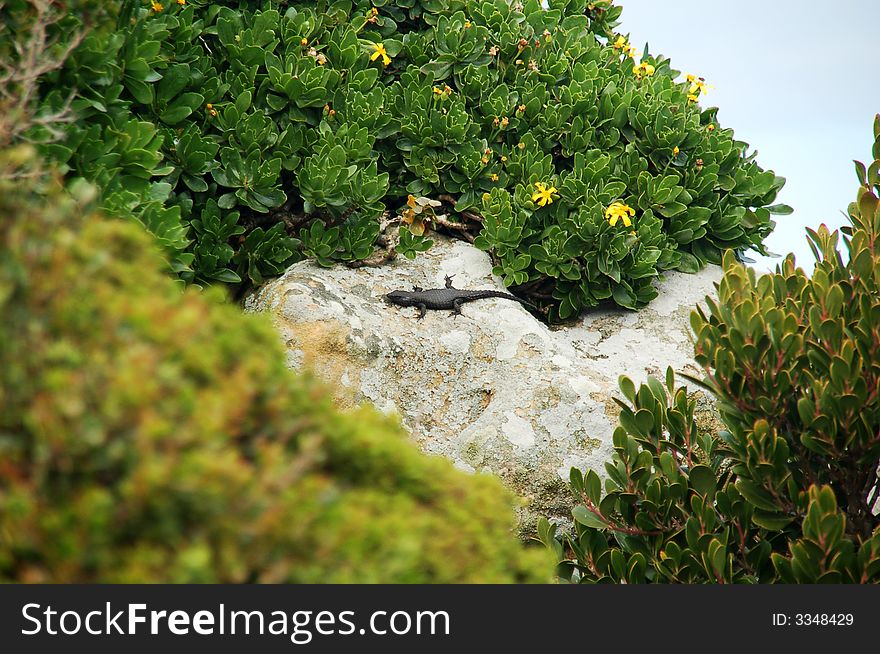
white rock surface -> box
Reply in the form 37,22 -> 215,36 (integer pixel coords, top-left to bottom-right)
244,237 -> 723,527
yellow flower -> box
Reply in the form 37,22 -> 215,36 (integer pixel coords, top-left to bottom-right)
464,21 -> 472,28
605,201 -> 635,228
150,0 -> 163,11
370,42 -> 391,66
176,0 -> 185,5
673,146 -> 680,155
632,62 -> 655,79
401,195 -> 427,235
300,37 -> 308,46
532,182 -> 558,208
686,74 -> 712,96
433,87 -> 442,95
624,44 -> 636,59
489,173 -> 499,182
687,93 -> 699,103
707,123 -> 716,132
613,35 -> 627,50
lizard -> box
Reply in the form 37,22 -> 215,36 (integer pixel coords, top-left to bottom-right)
385,275 -> 538,319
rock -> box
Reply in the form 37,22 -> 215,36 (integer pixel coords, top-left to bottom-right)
244,236 -> 723,531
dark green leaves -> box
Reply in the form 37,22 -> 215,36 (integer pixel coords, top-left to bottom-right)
397,228 -> 433,260
688,465 -> 717,498
234,222 -> 299,285
213,149 -> 285,213
573,504 -> 607,530
36,0 -> 788,301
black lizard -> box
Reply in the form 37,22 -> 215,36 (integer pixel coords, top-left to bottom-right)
385,275 -> 538,319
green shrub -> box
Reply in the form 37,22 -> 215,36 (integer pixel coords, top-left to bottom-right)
0,147 -> 551,583
20,0 -> 786,316
539,116 -> 880,583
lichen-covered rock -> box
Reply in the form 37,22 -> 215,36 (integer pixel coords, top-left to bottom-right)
246,236 -> 723,530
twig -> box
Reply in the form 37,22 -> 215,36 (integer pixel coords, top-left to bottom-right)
0,0 -> 84,159
431,213 -> 475,242
460,210 -> 484,224
376,210 -> 397,233
437,194 -> 485,224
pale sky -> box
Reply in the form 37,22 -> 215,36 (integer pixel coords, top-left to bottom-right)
568,0 -> 879,273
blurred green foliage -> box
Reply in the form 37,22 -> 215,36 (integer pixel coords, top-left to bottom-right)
539,116 -> 880,583
11,0 -> 786,316
0,147 -> 551,582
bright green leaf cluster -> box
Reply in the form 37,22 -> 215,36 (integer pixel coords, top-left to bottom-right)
22,0 -> 785,314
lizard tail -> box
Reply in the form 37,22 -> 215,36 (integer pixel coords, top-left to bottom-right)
485,291 -> 540,312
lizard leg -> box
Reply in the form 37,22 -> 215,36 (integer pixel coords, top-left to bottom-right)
412,285 -> 423,292
444,274 -> 455,289
451,298 -> 463,317
417,304 -> 427,320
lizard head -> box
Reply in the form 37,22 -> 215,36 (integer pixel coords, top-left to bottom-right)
385,290 -> 417,306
